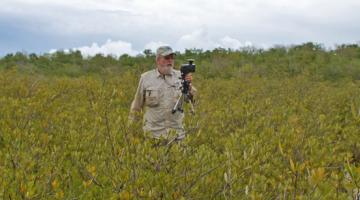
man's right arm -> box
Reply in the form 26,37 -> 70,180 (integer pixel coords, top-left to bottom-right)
128,76 -> 145,124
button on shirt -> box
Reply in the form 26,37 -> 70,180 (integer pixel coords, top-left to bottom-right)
129,68 -> 196,139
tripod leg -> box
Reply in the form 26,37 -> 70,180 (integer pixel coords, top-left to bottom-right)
172,93 -> 184,114
188,98 -> 195,114
178,94 -> 185,112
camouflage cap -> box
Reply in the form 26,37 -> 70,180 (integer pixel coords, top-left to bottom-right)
156,46 -> 176,57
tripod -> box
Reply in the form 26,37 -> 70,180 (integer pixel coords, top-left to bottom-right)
172,80 -> 195,114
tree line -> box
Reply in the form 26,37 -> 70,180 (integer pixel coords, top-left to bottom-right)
1,42 -> 360,81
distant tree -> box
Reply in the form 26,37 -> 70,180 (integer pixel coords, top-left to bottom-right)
29,53 -> 38,61
69,50 -> 83,65
143,49 -> 154,57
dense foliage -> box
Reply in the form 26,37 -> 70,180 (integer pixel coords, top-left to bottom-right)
1,42 -> 360,81
1,43 -> 360,199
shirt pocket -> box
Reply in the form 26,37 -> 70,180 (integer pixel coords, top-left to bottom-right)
145,87 -> 160,107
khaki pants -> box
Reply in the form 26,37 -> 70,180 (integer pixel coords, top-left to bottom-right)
143,127 -> 185,140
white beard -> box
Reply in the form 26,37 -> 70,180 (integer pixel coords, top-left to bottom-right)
158,65 -> 173,75
164,66 -> 173,75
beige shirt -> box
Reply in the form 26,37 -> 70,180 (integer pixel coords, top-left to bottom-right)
129,68 -> 196,139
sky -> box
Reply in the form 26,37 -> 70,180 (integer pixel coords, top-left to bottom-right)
0,0 -> 360,57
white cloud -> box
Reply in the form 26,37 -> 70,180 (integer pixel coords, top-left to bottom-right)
175,29 -> 217,51
219,36 -> 243,49
3,0 -> 359,40
46,25 -> 271,56
65,39 -> 139,57
144,41 -> 169,53
4,0 -> 359,54
49,32 -> 258,56
176,30 -> 256,52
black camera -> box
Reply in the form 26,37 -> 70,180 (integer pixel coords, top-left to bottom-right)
180,59 -> 195,78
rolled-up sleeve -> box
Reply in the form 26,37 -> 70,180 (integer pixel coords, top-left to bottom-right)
128,77 -> 145,123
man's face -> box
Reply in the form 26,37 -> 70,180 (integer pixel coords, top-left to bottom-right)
156,54 -> 175,75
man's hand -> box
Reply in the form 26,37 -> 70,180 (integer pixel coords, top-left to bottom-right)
185,73 -> 193,93
185,73 -> 193,83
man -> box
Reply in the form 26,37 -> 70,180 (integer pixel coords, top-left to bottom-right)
129,46 -> 196,141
